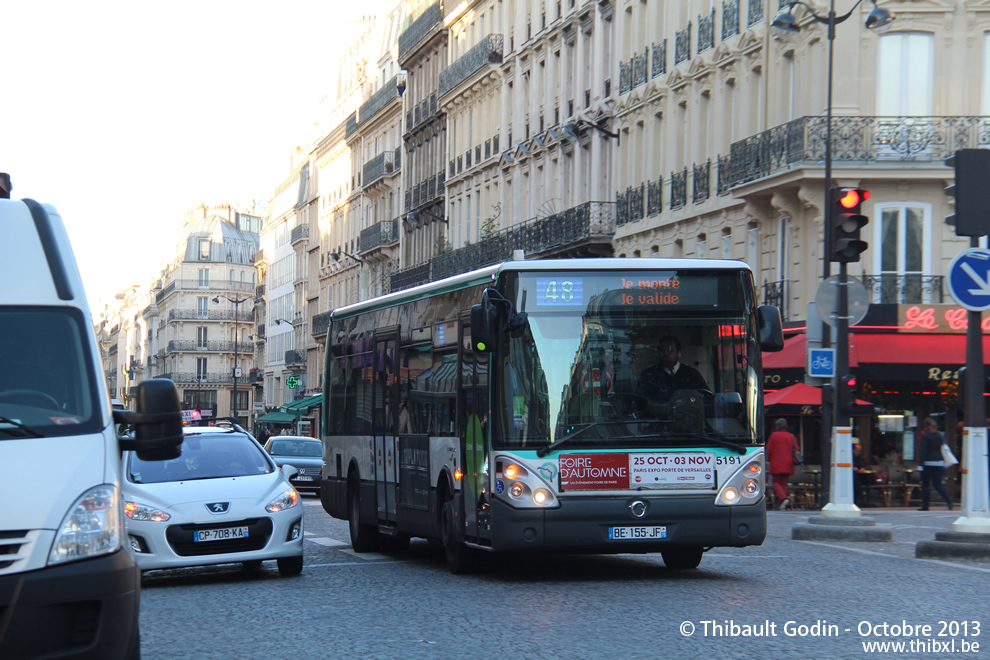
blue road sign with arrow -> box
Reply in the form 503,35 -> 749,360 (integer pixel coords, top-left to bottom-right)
948,248 -> 990,312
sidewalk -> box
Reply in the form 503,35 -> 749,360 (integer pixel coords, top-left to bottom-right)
768,508 -> 990,570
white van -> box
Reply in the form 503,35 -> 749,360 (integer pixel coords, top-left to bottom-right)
0,180 -> 182,658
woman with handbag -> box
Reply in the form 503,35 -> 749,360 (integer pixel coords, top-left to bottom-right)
918,417 -> 953,511
766,418 -> 797,510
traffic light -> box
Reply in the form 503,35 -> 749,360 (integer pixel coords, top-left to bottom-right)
838,374 -> 858,415
945,149 -> 990,236
830,187 -> 870,262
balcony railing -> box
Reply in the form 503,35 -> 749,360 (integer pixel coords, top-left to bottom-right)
698,10 -> 714,53
312,311 -> 331,337
862,274 -> 945,304
652,39 -> 666,78
439,34 -> 504,97
359,75 -> 400,124
723,0 -> 740,40
166,340 -> 252,353
693,160 -> 711,203
647,177 -> 662,216
398,1 -> 441,60
290,224 -> 309,244
763,280 -> 787,320
391,201 -> 617,291
160,372 -> 234,385
632,47 -> 648,88
675,24 -> 691,64
285,349 -> 307,365
728,116 -> 990,189
155,280 -> 256,303
671,168 -> 687,209
748,0 -> 763,26
716,155 -> 732,196
167,309 -> 254,322
360,219 -> 399,253
363,151 -> 390,188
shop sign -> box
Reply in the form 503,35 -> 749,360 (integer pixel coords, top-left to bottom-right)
898,305 -> 990,333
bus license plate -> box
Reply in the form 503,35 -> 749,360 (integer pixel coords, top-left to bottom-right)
194,526 -> 249,542
608,526 -> 667,540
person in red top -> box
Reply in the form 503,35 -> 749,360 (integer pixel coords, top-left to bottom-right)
765,418 -> 797,510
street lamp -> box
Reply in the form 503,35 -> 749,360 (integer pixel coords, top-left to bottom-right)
330,250 -> 363,264
213,295 -> 255,423
771,0 -> 894,512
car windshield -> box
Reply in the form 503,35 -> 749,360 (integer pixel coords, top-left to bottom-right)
128,431 -> 274,483
0,307 -> 101,438
269,438 -> 322,457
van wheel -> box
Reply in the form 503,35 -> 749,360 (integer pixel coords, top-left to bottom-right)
661,546 -> 704,570
126,624 -> 141,660
277,555 -> 304,576
348,478 -> 378,552
441,500 -> 476,574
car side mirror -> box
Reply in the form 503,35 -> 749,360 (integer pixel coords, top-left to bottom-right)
758,305 -> 784,352
116,379 -> 183,461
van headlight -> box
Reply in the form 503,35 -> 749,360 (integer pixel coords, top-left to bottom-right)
715,454 -> 765,506
49,485 -> 122,565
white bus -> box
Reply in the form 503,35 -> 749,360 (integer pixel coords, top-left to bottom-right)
319,258 -> 783,572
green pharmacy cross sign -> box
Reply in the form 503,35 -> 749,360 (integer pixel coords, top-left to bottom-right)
286,376 -> 298,389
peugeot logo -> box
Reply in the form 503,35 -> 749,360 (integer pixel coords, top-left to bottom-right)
206,502 -> 230,514
629,500 -> 648,518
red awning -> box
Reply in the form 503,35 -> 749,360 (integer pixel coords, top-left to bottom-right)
764,383 -> 874,416
765,332 -> 990,368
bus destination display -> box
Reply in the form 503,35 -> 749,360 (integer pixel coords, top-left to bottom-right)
530,272 -> 725,310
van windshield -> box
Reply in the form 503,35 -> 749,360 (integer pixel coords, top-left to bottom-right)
0,307 -> 102,437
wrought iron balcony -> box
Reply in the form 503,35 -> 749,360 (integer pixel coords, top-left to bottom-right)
398,1 -> 441,60
345,112 -> 358,137
359,75 -> 400,124
256,284 -> 265,298
716,155 -> 732,196
671,168 -> 687,210
652,40 -> 666,78
698,10 -> 714,53
862,274 -> 944,304
167,309 -> 254,323
675,24 -> 691,65
154,279 -> 256,303
312,311 -> 331,338
290,223 -> 309,244
166,340 -> 252,353
391,202 -> 617,291
647,177 -> 662,216
723,0 -> 740,40
693,160 -> 710,203
248,368 -> 264,384
763,280 -> 788,320
438,34 -> 504,97
363,150 -> 399,188
748,0 -> 763,26
728,116 -> 990,189
161,372 -> 233,385
360,219 -> 399,253
633,47 -> 648,88
285,349 -> 307,365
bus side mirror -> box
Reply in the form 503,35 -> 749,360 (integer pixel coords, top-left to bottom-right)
471,289 -> 498,352
116,378 -> 184,460
758,305 -> 784,352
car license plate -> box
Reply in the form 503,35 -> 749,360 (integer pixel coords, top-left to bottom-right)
193,526 -> 249,542
608,526 -> 667,540
295,475 -> 314,482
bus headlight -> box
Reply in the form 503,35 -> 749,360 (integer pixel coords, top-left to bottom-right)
715,454 -> 764,506
509,481 -> 527,499
532,489 -> 550,505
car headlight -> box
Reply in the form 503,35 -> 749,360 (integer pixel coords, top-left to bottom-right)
266,489 -> 300,512
49,485 -> 122,565
124,501 -> 171,522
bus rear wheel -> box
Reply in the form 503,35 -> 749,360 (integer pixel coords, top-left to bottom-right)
441,500 -> 476,574
661,546 -> 704,570
348,478 -> 379,552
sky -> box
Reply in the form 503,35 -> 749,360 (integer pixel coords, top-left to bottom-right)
2,1 -> 380,311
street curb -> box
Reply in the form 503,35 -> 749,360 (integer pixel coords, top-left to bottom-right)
792,519 -> 893,542
806,515 -> 879,527
915,539 -> 990,560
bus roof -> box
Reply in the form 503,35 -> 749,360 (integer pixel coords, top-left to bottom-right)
330,257 -> 753,321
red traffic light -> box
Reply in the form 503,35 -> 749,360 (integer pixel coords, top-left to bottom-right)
846,376 -> 857,388
838,189 -> 870,209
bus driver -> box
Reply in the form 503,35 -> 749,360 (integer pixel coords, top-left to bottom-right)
632,335 -> 709,420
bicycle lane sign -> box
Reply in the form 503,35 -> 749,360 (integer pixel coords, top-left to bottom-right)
808,348 -> 835,378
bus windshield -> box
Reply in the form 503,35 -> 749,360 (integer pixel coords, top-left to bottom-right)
496,269 -> 762,451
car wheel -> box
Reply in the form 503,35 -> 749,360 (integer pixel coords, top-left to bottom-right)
277,555 -> 303,576
348,477 -> 379,552
441,500 -> 476,574
661,546 -> 704,570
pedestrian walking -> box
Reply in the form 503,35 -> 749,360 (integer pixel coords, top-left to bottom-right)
765,418 -> 797,510
918,417 -> 953,511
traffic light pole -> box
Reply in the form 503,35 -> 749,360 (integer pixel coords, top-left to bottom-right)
959,236 -> 990,533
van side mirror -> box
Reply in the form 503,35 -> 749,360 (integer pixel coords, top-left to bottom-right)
757,305 -> 784,352
116,378 -> 183,460
471,289 -> 498,352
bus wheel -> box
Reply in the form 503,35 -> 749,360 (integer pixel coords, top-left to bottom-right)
661,546 -> 703,570
348,479 -> 378,552
441,500 -> 475,574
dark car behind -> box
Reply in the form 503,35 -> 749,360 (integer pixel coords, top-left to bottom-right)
263,436 -> 324,494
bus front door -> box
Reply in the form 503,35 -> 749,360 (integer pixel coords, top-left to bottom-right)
459,313 -> 491,544
373,330 -> 399,524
